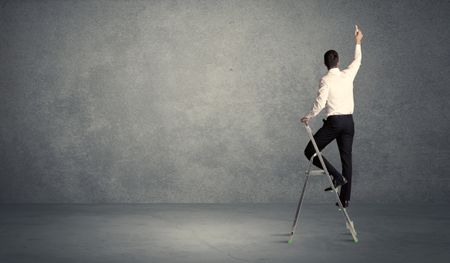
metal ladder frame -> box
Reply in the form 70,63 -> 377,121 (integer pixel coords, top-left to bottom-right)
288,124 -> 358,243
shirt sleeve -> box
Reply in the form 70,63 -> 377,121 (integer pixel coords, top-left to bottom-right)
342,44 -> 362,79
304,78 -> 329,119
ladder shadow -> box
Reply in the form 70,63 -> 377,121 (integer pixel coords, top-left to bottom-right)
270,233 -> 291,237
270,233 -> 291,243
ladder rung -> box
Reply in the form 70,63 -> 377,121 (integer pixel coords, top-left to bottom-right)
307,170 -> 326,176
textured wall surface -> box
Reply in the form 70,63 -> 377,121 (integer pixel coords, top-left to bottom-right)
1,0 -> 449,203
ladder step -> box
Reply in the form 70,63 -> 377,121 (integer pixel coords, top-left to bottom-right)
307,170 -> 326,176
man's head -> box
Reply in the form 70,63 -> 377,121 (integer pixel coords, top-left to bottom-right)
324,50 -> 339,70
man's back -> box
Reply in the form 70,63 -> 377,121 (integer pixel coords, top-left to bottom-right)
322,46 -> 361,116
305,43 -> 362,119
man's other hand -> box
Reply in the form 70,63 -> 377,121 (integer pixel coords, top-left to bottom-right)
300,116 -> 310,125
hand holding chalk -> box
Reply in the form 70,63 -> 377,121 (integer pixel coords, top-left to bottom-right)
354,25 -> 363,44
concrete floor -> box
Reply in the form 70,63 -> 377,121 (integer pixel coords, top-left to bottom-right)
1,203 -> 449,263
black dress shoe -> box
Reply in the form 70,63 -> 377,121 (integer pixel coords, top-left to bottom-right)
335,200 -> 350,208
324,176 -> 347,192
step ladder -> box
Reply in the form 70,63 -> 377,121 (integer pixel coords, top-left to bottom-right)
288,124 -> 358,244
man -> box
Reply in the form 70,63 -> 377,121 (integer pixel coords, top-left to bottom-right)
300,25 -> 363,208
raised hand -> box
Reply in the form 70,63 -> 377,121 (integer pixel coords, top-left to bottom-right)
355,25 -> 363,44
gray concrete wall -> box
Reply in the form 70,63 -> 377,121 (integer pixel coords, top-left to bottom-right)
1,0 -> 449,203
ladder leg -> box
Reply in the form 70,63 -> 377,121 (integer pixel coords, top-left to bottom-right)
288,157 -> 315,244
321,156 -> 358,241
318,151 -> 358,242
288,175 -> 309,244
333,185 -> 358,241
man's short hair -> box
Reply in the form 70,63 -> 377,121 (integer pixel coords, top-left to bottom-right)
324,50 -> 339,69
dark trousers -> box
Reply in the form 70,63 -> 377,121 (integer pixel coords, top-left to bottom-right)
304,114 -> 354,202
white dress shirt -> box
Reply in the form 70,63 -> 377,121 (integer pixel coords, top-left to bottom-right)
305,44 -> 362,119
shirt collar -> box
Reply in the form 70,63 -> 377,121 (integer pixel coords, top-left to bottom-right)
328,68 -> 340,73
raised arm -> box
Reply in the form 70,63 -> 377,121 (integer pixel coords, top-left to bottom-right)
343,25 -> 363,78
